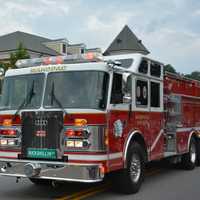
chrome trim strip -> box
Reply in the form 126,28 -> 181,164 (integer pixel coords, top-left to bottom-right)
0,174 -> 102,183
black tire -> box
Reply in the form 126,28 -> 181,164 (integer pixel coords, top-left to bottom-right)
196,139 -> 200,166
111,142 -> 145,194
29,178 -> 51,185
181,137 -> 197,170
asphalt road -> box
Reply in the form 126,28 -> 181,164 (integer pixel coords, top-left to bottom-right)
0,162 -> 200,200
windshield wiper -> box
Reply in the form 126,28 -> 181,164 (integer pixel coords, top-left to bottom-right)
13,80 -> 35,120
50,82 -> 67,115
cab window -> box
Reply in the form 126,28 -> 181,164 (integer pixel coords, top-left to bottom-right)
138,60 -> 148,74
150,81 -> 160,107
111,73 -> 123,104
136,80 -> 148,107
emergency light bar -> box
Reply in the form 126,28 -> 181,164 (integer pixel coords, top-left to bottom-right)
15,52 -> 103,68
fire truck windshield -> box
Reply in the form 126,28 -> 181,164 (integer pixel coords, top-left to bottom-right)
0,74 -> 44,110
44,71 -> 109,110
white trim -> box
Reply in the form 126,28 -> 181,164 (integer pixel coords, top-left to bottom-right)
123,130 -> 141,162
66,152 -> 122,161
0,151 -> 18,158
0,151 -> 122,161
187,131 -> 195,151
176,127 -> 200,133
171,93 -> 200,100
150,129 -> 164,152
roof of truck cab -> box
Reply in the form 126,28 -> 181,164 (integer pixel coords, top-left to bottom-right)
5,62 -> 109,77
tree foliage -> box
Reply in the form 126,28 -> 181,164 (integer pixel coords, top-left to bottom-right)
164,64 -> 177,74
185,71 -> 200,81
9,42 -> 30,69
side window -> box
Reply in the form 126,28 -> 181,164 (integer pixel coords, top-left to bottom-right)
111,73 -> 123,104
138,60 -> 148,74
136,80 -> 148,107
151,82 -> 160,107
150,63 -> 161,77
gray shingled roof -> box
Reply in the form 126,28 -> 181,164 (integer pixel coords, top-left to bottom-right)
103,25 -> 150,56
0,31 -> 59,55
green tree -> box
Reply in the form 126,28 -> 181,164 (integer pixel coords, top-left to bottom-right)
185,71 -> 200,81
10,42 -> 30,69
164,64 -> 177,74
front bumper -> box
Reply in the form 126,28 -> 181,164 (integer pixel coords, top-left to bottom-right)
0,159 -> 104,183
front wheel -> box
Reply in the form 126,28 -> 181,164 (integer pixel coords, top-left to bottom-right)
112,142 -> 145,194
181,137 -> 197,170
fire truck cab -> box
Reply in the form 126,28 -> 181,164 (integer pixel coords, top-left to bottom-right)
0,52 -> 199,194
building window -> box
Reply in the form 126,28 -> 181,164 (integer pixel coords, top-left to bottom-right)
62,44 -> 66,54
151,82 -> 160,107
150,63 -> 161,77
81,48 -> 85,54
136,80 -> 148,107
138,60 -> 148,74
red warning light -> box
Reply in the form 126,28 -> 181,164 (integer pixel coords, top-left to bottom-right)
43,57 -> 51,65
56,56 -> 64,64
85,52 -> 94,60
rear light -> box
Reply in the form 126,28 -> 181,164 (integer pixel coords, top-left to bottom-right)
65,129 -> 75,137
0,129 -> 17,136
74,119 -> 87,127
2,119 -> 12,127
0,139 -> 7,145
7,139 -> 15,146
65,128 -> 89,138
74,140 -> 83,148
74,129 -> 84,137
64,125 -> 106,151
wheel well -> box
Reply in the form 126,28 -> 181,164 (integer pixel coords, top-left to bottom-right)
188,131 -> 200,151
124,132 -> 148,167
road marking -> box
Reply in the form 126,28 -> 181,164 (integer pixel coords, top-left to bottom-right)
146,169 -> 162,176
55,183 -> 111,200
56,169 -> 162,200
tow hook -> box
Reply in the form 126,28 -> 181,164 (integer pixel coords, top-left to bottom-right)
16,177 -> 21,183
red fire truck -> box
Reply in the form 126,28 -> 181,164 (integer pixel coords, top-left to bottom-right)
0,52 -> 199,194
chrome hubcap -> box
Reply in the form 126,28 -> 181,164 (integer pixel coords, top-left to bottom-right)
130,153 -> 141,183
190,143 -> 196,163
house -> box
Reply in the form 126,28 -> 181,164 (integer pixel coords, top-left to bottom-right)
0,31 -> 101,63
103,25 -> 150,56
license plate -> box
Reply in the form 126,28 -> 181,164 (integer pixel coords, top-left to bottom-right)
27,148 -> 57,159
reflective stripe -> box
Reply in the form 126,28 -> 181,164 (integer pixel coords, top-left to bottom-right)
0,151 -> 18,158
67,152 -> 123,161
150,129 -> 164,152
177,127 -> 200,132
0,151 -> 122,161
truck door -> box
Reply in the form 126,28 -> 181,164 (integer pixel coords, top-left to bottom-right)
149,62 -> 164,160
107,72 -> 130,171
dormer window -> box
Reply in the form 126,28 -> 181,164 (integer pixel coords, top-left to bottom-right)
81,48 -> 85,54
62,44 -> 66,54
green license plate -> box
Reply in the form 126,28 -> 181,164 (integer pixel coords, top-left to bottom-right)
27,148 -> 57,159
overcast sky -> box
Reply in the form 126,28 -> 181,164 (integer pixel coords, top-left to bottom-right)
0,0 -> 200,73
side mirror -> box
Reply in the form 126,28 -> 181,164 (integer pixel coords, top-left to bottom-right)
0,68 -> 5,76
123,94 -> 131,104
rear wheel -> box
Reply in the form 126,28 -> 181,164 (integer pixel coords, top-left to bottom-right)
112,142 -> 145,194
181,137 -> 197,170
